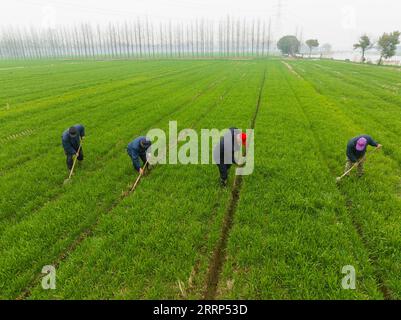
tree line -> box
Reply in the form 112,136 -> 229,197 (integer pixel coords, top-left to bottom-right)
353,32 -> 400,65
275,32 -> 400,65
0,17 -> 276,60
276,35 -> 322,57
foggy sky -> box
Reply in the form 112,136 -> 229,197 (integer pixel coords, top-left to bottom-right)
1,0 -> 400,50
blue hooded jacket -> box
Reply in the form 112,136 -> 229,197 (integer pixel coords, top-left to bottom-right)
62,124 -> 85,155
127,136 -> 152,172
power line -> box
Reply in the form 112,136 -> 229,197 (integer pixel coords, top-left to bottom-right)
14,0 -> 167,21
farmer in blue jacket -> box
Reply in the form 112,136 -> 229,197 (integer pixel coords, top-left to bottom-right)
127,136 -> 152,175
213,128 -> 247,187
62,124 -> 85,170
344,135 -> 382,177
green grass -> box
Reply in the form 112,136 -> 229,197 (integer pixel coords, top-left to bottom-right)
0,58 -> 400,299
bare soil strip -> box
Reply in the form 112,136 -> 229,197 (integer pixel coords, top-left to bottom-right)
203,176 -> 243,299
184,189 -> 226,298
203,69 -> 266,299
281,61 -> 301,78
172,71 -> 251,298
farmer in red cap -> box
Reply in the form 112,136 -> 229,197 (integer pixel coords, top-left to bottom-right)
213,128 -> 247,187
345,135 -> 382,177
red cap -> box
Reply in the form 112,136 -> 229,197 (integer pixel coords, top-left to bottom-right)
241,133 -> 247,146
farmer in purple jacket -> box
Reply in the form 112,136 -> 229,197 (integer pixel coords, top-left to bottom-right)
344,135 -> 382,177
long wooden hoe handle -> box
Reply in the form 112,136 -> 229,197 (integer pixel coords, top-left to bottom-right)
338,147 -> 379,180
130,160 -> 148,192
68,142 -> 83,180
128,134 -> 183,193
339,161 -> 360,180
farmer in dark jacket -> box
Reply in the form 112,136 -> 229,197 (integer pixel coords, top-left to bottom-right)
213,128 -> 247,187
344,135 -> 382,177
127,136 -> 152,175
62,124 -> 85,170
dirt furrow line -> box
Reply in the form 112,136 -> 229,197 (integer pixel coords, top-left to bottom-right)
0,65 -> 214,178
344,198 -> 393,300
171,72 -> 251,299
1,67 -> 225,225
282,65 -> 394,300
203,68 -> 266,300
1,63 -> 205,128
282,60 -> 301,78
16,72 -> 231,300
293,62 -> 401,118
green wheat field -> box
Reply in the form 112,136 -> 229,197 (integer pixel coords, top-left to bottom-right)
1,58 -> 401,299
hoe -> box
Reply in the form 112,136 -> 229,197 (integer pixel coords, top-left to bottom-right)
63,142 -> 83,185
130,160 -> 149,192
336,148 -> 380,183
122,160 -> 150,197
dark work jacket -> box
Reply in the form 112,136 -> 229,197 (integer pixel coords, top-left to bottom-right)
127,136 -> 151,171
62,124 -> 85,155
346,135 -> 378,162
213,128 -> 241,165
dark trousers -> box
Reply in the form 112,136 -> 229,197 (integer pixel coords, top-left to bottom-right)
217,163 -> 231,181
66,148 -> 84,170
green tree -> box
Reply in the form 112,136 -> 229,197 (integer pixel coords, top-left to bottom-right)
377,31 -> 400,65
305,39 -> 319,57
277,35 -> 300,57
353,35 -> 373,62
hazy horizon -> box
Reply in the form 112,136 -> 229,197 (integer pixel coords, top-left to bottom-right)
1,0 -> 400,51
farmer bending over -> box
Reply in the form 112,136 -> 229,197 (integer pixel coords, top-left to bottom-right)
62,124 -> 85,171
127,136 -> 152,175
345,135 -> 382,177
213,128 -> 247,187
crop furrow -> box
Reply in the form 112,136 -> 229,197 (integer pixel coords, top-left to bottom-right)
0,67 -> 228,231
147,72 -> 251,298
14,69 -> 235,299
289,61 -> 401,170
0,63 -> 206,125
0,62 -> 197,104
0,63 -> 212,173
344,198 -> 394,300
282,66 -> 389,298
23,63 -> 256,300
297,62 -> 401,110
0,62 -> 139,98
203,69 -> 266,299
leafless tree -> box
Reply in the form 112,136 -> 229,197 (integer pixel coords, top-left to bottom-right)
0,17 -> 278,60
